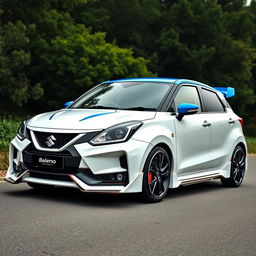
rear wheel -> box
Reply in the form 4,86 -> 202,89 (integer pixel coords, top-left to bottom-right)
221,145 -> 246,187
27,182 -> 54,190
141,147 -> 171,203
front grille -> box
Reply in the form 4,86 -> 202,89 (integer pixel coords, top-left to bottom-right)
33,131 -> 78,149
23,144 -> 81,174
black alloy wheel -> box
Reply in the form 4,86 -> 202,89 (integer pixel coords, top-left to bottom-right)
141,147 -> 171,203
221,145 -> 246,187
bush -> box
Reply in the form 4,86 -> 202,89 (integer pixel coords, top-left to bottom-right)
246,137 -> 256,154
244,121 -> 256,137
0,118 -> 22,151
0,151 -> 8,171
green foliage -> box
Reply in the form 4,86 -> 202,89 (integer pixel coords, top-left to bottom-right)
0,20 -> 44,107
244,118 -> 256,137
31,10 -> 152,107
74,0 -> 256,129
0,4 -> 152,109
0,118 -> 21,151
246,137 -> 256,154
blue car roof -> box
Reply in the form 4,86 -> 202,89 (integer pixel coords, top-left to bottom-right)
102,77 -> 206,86
103,77 -> 178,84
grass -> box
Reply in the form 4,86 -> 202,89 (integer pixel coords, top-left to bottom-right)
0,117 -> 23,171
246,137 -> 256,154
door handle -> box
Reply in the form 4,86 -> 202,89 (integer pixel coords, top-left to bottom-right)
202,121 -> 211,127
228,118 -> 235,124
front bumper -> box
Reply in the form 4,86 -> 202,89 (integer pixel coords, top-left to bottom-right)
5,135 -> 151,193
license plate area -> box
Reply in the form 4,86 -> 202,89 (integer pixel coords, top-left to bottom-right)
31,154 -> 64,169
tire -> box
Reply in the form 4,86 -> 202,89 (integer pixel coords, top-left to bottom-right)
27,182 -> 54,190
141,146 -> 171,203
221,145 -> 246,187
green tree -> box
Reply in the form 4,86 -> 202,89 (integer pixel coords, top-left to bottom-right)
29,10 -> 152,108
0,2 -> 152,110
78,0 -> 256,120
0,20 -> 43,108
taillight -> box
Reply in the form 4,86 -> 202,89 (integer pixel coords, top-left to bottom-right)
238,117 -> 244,126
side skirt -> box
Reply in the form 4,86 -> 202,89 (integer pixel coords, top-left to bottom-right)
179,173 -> 222,186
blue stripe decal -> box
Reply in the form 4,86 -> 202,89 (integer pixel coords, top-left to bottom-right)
79,112 -> 114,122
49,112 -> 58,120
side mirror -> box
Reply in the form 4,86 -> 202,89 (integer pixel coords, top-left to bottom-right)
64,101 -> 73,108
176,103 -> 199,121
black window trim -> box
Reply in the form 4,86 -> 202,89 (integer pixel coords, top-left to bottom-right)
199,86 -> 227,114
163,83 -> 203,114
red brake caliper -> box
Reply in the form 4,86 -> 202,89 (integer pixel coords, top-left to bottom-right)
148,172 -> 153,183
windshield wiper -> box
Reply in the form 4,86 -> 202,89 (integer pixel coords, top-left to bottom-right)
84,105 -> 120,110
121,107 -> 156,111
80,105 -> 156,111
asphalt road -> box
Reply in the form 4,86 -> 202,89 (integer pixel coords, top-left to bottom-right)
0,157 -> 256,256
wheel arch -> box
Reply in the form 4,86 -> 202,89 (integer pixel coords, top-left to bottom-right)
147,133 -> 176,171
236,142 -> 247,155
153,142 -> 174,170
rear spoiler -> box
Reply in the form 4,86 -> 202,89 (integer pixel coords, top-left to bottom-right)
213,87 -> 235,98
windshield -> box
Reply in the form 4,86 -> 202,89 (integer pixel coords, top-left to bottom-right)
70,82 -> 171,111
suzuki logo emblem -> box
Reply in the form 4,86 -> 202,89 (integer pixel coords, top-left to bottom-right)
45,135 -> 56,147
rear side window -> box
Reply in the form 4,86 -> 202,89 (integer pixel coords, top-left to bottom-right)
201,89 -> 225,112
173,86 -> 201,112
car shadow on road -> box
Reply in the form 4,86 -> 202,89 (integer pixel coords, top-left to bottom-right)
4,185 -> 141,208
165,180 -> 226,199
3,179 -> 230,208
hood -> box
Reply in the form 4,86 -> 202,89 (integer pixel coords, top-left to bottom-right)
27,109 -> 156,130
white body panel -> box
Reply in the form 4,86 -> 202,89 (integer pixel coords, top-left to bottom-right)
28,109 -> 155,130
5,79 -> 247,195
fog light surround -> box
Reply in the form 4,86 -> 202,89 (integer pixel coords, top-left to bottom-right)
116,173 -> 123,181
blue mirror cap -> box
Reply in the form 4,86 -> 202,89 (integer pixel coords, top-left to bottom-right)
64,101 -> 73,108
213,87 -> 235,98
177,103 -> 199,114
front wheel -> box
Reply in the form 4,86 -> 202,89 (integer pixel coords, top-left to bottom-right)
141,147 -> 171,203
221,145 -> 246,187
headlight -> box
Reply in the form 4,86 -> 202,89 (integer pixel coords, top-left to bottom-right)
90,121 -> 142,145
17,120 -> 29,140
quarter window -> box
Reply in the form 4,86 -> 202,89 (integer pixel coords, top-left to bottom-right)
173,86 -> 201,112
201,89 -> 225,112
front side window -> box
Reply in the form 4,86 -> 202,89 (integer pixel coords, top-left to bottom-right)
70,82 -> 171,111
201,89 -> 225,112
172,86 -> 201,112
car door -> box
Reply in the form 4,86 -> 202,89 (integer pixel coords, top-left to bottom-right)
172,85 -> 211,176
199,88 -> 233,169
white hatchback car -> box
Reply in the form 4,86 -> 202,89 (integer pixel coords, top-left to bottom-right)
5,78 -> 247,202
